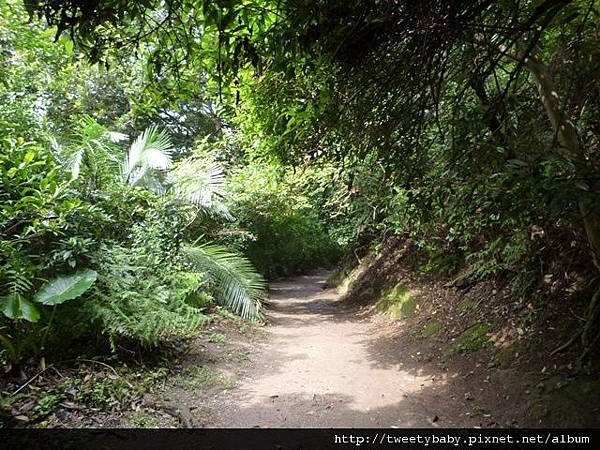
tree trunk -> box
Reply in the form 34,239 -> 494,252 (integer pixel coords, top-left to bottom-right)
468,75 -> 509,150
524,54 -> 600,270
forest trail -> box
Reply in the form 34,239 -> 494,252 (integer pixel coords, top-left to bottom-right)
207,271 -> 445,428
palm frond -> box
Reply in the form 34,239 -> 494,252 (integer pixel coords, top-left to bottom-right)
107,131 -> 128,143
123,126 -> 173,187
66,146 -> 85,179
183,244 -> 265,320
52,116 -> 120,182
170,158 -> 232,219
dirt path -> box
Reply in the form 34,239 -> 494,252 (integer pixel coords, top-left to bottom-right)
208,271 -> 446,428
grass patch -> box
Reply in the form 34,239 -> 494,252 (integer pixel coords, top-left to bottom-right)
451,323 -> 490,354
376,283 -> 417,319
173,366 -> 231,390
230,348 -> 250,362
132,412 -> 159,428
205,332 -> 227,344
62,367 -> 169,411
0,364 -> 171,426
212,308 -> 261,334
422,321 -> 443,338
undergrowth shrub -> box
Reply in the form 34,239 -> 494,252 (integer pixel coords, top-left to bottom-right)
379,146 -> 583,295
1,127 -> 264,368
78,244 -> 211,347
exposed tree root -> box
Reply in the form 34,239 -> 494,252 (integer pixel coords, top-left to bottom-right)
550,329 -> 582,356
147,399 -> 197,428
551,286 -> 600,361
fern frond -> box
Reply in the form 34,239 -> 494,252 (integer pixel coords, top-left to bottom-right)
5,269 -> 33,295
81,245 -> 210,345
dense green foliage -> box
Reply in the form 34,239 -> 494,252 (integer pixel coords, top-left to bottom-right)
224,164 -> 342,278
0,117 -> 260,363
1,1 -> 283,368
2,0 -> 600,368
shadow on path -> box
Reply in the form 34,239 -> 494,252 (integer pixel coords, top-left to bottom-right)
208,271 -> 514,428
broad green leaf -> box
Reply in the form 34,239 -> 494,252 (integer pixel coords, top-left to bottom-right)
1,293 -> 40,322
33,270 -> 97,306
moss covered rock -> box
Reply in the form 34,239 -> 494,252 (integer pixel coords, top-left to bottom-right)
451,322 -> 490,354
376,283 -> 417,319
490,344 -> 522,368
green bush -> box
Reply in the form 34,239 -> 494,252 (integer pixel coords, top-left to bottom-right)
78,244 -> 211,347
224,164 -> 343,278
0,125 -> 265,367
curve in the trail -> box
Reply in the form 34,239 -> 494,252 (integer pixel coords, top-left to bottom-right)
211,271 -> 444,428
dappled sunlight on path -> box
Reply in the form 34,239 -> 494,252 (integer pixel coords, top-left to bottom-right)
210,272 -> 451,428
